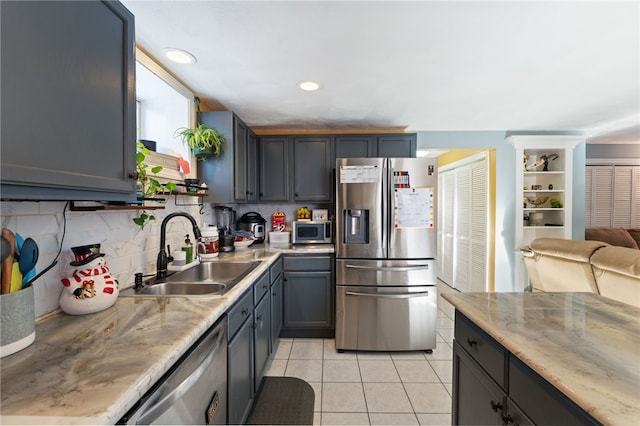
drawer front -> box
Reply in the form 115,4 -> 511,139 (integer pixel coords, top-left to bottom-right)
253,271 -> 270,304
509,355 -> 598,426
228,289 -> 253,340
270,257 -> 283,283
284,255 -> 332,271
454,311 -> 506,388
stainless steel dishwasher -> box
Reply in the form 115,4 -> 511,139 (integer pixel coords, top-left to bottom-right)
120,316 -> 228,425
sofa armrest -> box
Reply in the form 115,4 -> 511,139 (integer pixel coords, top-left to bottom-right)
591,246 -> 640,308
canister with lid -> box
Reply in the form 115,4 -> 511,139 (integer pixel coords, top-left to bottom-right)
198,226 -> 219,260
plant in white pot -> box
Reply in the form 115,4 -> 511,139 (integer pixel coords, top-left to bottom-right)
175,123 -> 224,160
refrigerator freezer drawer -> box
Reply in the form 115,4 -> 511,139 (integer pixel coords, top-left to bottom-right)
335,285 -> 437,351
336,259 -> 436,286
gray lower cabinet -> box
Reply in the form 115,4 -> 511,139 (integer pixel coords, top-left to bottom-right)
282,255 -> 334,338
335,134 -> 417,158
270,258 -> 284,347
1,1 -> 137,201
253,272 -> 271,393
227,290 -> 254,425
228,261 -> 284,424
452,311 -> 598,426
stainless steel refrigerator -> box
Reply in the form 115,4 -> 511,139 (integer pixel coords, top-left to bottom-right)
335,157 -> 438,351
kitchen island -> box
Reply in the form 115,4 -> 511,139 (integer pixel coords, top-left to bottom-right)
0,243 -> 333,424
442,291 -> 640,426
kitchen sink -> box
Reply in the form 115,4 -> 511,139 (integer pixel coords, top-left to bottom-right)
120,261 -> 261,297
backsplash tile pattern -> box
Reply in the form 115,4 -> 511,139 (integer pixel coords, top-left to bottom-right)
1,200 -> 208,318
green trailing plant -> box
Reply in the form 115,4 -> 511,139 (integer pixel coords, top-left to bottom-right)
174,123 -> 224,160
133,141 -> 177,229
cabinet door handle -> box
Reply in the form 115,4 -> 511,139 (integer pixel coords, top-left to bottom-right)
241,308 -> 249,315
256,315 -> 262,321
467,338 -> 478,347
490,400 -> 502,412
502,412 -> 515,425
263,284 -> 268,289
128,171 -> 139,179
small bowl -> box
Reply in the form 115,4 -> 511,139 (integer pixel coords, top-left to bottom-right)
525,196 -> 548,207
234,239 -> 254,250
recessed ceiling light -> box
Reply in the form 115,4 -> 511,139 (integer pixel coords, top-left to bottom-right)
297,81 -> 320,91
162,48 -> 197,64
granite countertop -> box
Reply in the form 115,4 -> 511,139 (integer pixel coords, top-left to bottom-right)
442,291 -> 640,426
0,243 -> 333,424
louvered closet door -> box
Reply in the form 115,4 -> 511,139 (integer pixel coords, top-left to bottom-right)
454,167 -> 471,292
613,166 -> 635,228
589,166 -> 614,227
438,171 -> 455,286
470,162 -> 488,292
585,165 -> 640,228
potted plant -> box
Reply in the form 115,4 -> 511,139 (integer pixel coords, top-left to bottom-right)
175,123 -> 224,160
133,141 -> 177,229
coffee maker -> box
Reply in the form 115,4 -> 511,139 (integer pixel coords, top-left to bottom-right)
214,205 -> 236,252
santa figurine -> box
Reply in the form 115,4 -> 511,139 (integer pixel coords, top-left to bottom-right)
60,244 -> 119,315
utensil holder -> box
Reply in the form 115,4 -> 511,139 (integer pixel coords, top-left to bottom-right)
0,285 -> 35,358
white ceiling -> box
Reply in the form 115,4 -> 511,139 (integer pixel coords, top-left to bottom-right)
122,0 -> 640,141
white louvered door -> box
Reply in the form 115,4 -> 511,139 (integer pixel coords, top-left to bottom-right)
585,165 -> 640,228
437,153 -> 489,292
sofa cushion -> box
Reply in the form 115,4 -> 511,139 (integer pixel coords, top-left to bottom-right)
590,246 -> 640,308
627,229 -> 640,249
529,238 -> 609,262
524,238 -> 607,294
585,228 -> 639,249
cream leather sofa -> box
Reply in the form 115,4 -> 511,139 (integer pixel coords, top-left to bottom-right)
521,238 -> 640,308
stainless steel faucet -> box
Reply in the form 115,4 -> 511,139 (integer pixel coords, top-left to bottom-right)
157,212 -> 202,279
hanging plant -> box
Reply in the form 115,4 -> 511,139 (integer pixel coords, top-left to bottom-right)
133,142 -> 177,229
175,123 -> 225,160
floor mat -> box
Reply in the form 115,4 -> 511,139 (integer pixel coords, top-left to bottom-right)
246,376 -> 315,425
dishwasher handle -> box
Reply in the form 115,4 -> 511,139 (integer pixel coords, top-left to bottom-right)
136,326 -> 225,424
345,290 -> 430,299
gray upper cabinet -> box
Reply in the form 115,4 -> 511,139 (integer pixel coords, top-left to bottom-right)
198,111 -> 257,203
258,135 -> 334,203
336,134 -> 417,158
259,136 -> 290,202
0,1 -> 136,201
293,136 -> 334,202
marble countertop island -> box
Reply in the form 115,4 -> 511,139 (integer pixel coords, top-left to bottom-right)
0,243 -> 333,424
442,292 -> 640,426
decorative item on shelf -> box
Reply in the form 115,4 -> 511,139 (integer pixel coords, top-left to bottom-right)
59,244 -> 118,315
525,196 -> 549,207
525,153 -> 559,171
528,212 -> 544,226
184,178 -> 200,193
550,198 -> 563,208
134,142 -> 177,229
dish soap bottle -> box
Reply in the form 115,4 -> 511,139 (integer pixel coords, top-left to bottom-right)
182,234 -> 194,264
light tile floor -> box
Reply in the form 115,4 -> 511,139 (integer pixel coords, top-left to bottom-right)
264,280 -> 458,426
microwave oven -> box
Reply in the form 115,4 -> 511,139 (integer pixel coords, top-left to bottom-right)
292,221 -> 332,244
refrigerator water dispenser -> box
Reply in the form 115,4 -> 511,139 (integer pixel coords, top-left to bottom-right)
343,209 -> 369,244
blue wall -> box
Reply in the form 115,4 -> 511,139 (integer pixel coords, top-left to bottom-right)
416,131 -> 585,292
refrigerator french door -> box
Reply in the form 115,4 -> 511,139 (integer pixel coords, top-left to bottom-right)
335,157 -> 438,351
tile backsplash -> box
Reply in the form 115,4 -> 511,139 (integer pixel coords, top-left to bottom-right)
1,200 -> 210,318
1,199 -> 333,319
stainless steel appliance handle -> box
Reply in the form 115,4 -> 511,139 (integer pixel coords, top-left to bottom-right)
381,160 -> 388,250
387,160 -> 393,250
137,327 -> 225,424
344,264 -> 430,271
345,290 -> 430,299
